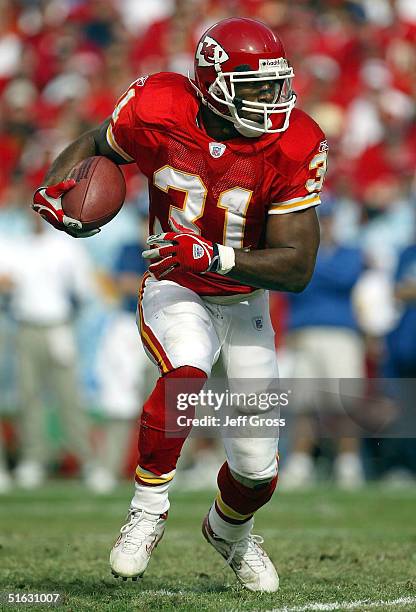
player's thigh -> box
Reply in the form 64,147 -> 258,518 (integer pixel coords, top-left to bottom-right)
217,291 -> 278,380
138,276 -> 221,376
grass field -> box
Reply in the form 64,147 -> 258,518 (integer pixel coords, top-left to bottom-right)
1,483 -> 415,612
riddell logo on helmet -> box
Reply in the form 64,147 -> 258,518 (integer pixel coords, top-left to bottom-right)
259,58 -> 289,70
196,36 -> 229,67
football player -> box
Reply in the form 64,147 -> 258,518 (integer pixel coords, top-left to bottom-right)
32,18 -> 327,592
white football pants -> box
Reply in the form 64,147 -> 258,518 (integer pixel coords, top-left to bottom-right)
137,275 -> 279,482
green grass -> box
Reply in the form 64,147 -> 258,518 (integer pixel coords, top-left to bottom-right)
1,483 -> 415,611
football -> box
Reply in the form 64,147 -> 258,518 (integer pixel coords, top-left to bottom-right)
62,156 -> 126,230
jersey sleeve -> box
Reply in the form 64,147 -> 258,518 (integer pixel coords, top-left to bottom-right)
106,76 -> 150,163
268,138 -> 328,215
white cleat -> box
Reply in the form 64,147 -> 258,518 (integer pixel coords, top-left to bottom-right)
202,515 -> 279,592
110,508 -> 167,579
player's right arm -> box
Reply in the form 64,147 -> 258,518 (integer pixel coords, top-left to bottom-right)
43,119 -> 129,186
32,118 -> 130,237
33,75 -> 146,236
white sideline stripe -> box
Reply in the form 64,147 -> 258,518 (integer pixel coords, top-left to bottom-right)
136,590 -> 184,596
270,596 -> 416,612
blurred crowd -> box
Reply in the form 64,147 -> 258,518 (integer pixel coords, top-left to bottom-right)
0,0 -> 415,493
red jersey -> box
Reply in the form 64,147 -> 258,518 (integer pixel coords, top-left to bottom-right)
107,73 -> 327,296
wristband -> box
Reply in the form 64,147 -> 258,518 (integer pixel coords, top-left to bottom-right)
216,244 -> 235,275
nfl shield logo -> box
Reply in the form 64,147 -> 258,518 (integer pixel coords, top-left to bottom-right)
252,317 -> 263,331
209,142 -> 226,158
193,244 -> 204,259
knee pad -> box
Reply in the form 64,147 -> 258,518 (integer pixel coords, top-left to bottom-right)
225,437 -> 278,482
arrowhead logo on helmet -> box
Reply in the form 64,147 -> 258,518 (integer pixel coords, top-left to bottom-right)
196,36 -> 229,67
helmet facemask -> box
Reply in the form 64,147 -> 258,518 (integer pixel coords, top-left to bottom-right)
206,58 -> 296,137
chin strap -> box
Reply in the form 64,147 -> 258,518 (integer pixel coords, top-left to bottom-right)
234,121 -> 268,138
188,73 -> 273,138
206,98 -> 265,138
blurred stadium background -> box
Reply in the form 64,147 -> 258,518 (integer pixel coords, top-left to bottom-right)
0,0 -> 416,495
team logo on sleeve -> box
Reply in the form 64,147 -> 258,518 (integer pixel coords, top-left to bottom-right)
209,142 -> 226,158
196,36 -> 229,67
319,140 -> 329,153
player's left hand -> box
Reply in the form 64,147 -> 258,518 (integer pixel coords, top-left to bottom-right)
142,219 -> 221,279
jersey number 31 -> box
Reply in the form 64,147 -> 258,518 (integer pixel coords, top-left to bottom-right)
153,165 -> 252,249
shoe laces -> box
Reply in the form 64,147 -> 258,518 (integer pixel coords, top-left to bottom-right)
226,534 -> 267,572
119,509 -> 158,553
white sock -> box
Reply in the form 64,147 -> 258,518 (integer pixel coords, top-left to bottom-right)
208,503 -> 253,542
131,480 -> 170,515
